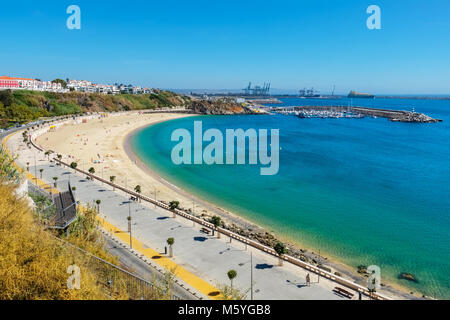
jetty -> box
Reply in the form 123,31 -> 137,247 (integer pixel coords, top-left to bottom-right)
247,98 -> 282,104
267,106 -> 442,123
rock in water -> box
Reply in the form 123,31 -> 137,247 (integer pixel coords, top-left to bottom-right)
398,273 -> 418,282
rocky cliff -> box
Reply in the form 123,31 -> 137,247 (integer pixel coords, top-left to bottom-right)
188,99 -> 254,115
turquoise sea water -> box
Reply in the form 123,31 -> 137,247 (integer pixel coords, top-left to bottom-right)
131,98 -> 450,298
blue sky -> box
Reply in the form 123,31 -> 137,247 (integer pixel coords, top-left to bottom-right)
1,0 -> 449,94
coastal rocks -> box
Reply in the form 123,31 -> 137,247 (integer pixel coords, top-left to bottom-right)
188,100 -> 254,115
274,106 -> 442,123
398,273 -> 418,283
318,265 -> 332,273
357,265 -> 368,274
390,112 -> 442,123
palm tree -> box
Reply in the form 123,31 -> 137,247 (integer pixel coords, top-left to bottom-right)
134,185 -> 141,202
88,167 -> 95,180
274,242 -> 287,267
167,237 -> 175,257
211,216 -> 221,238
227,270 -> 237,289
53,177 -> 58,188
70,162 -> 78,172
39,168 -> 44,179
95,199 -> 101,213
45,150 -> 53,161
110,176 -> 116,190
57,154 -> 62,165
169,200 -> 179,218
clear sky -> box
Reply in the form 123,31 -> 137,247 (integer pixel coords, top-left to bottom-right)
1,0 -> 449,94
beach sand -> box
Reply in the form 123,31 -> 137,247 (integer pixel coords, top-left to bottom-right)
36,112 -> 199,210
36,112 -> 269,233
35,112 -> 418,300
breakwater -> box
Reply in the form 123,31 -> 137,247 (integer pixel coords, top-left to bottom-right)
268,106 -> 442,123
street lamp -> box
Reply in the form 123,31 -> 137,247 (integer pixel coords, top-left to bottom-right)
192,201 -> 198,227
250,251 -> 254,300
318,249 -> 321,283
154,187 -> 159,209
128,201 -> 132,249
34,152 -> 38,185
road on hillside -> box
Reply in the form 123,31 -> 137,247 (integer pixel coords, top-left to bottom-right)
103,235 -> 196,300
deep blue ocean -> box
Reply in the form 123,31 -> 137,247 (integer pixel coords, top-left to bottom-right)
132,98 -> 450,298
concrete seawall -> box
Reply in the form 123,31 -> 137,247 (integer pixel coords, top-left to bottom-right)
269,106 -> 442,123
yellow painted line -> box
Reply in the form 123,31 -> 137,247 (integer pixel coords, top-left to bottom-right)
4,129 -> 223,299
3,131 -> 58,194
2,131 -> 25,173
25,172 -> 58,194
93,210 -> 222,300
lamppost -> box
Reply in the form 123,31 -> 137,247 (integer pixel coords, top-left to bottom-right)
318,249 -> 321,283
34,152 -> 38,185
250,251 -> 254,300
128,201 -> 132,249
192,201 -> 198,227
154,187 -> 159,209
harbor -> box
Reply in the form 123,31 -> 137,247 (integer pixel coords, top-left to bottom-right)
266,105 -> 443,123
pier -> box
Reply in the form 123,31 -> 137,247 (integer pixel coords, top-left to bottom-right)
267,106 -> 442,123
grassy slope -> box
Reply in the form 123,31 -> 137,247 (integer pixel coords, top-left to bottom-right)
0,90 -> 191,128
0,147 -> 171,300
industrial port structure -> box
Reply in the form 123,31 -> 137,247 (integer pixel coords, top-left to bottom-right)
298,87 -> 321,98
242,82 -> 271,96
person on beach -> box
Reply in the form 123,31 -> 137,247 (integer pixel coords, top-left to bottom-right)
306,274 -> 311,287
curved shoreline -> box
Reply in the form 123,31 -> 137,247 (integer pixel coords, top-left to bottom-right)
122,116 -> 420,300
123,117 -> 269,232
33,112 -> 428,299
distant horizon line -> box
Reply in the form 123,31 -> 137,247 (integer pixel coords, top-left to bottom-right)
168,89 -> 450,97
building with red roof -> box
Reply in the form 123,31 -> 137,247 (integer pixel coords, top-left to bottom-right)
0,76 -> 66,92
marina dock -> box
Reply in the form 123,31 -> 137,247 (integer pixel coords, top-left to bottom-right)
267,106 -> 442,123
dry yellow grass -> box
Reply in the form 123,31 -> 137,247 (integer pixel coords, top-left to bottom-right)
0,183 -> 110,299
0,143 -> 173,300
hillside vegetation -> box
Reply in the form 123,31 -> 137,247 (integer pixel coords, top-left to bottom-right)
0,146 -> 172,300
0,89 -> 191,128
0,89 -> 253,128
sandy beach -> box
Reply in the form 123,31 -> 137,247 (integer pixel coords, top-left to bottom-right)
35,112 -> 418,300
36,113 -> 198,210
36,112 -> 270,233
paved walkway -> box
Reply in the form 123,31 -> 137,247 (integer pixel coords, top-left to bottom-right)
5,130 -> 345,300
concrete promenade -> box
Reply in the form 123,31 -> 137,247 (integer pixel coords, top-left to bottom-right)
6,129 -> 347,300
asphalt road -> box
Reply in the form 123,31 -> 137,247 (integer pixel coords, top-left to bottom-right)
103,234 -> 196,300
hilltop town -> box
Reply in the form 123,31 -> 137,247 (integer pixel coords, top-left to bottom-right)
0,76 -> 152,95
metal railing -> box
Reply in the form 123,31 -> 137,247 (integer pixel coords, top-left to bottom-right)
54,158 -> 389,300
28,117 -> 390,300
28,177 -> 181,300
52,235 -> 181,300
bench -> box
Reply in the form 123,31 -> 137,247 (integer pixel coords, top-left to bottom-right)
200,227 -> 211,235
333,287 -> 354,299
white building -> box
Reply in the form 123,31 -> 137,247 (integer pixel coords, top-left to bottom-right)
0,76 -> 67,93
